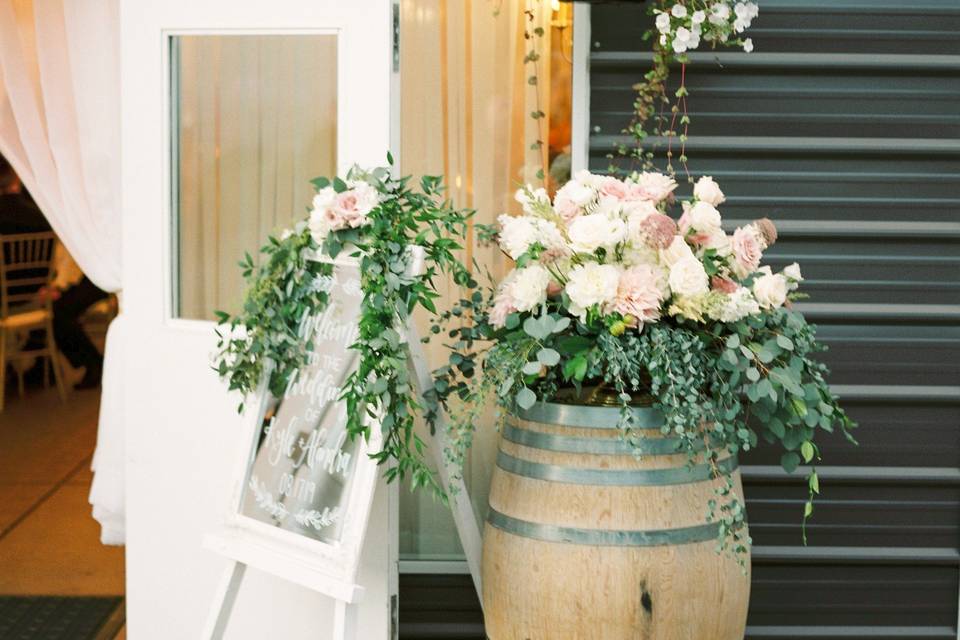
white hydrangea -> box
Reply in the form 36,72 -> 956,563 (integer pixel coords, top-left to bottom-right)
711,287 -> 761,323
565,263 -> 621,319
568,213 -> 627,254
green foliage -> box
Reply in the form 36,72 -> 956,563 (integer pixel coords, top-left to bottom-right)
428,289 -> 857,563
214,159 -> 475,500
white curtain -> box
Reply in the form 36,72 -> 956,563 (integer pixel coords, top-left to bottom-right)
399,0 -> 553,558
0,0 -> 124,543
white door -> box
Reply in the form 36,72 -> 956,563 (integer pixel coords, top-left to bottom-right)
120,1 -> 396,638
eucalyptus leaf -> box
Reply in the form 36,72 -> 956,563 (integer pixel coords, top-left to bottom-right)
516,387 -> 537,410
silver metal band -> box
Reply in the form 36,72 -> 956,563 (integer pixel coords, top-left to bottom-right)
517,402 -> 664,429
487,508 -> 720,547
496,449 -> 738,486
502,422 -> 702,456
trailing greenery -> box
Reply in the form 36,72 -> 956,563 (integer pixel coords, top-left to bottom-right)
428,283 -> 856,563
215,157 -> 475,497
614,0 -> 759,177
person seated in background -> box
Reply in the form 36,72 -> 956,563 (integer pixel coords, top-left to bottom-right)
41,245 -> 108,389
0,156 -> 49,234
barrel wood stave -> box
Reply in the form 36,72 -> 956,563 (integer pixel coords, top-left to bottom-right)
483,403 -> 750,640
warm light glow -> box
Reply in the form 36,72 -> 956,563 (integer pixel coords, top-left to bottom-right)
455,175 -> 462,189
550,0 -> 560,12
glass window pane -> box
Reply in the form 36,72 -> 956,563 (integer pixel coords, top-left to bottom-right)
171,34 -> 337,320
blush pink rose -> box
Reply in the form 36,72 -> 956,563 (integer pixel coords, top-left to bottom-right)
598,176 -> 629,201
612,265 -> 664,324
639,213 -> 679,250
489,296 -> 516,329
731,226 -> 763,278
553,195 -> 581,222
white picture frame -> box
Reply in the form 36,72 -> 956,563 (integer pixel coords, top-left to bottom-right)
205,252 -> 387,603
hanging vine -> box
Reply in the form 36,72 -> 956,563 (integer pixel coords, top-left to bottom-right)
612,1 -> 759,180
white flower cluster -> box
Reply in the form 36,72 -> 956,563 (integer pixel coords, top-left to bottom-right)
308,180 -> 381,243
655,1 -> 759,54
490,170 -> 802,330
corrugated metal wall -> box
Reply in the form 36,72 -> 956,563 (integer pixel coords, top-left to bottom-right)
587,1 -> 960,637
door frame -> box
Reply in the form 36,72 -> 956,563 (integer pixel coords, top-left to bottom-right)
120,1 -> 398,637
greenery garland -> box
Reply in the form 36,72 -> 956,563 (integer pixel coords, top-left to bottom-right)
215,158 -> 475,497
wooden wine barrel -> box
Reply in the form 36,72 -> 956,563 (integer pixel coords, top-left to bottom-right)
482,401 -> 750,640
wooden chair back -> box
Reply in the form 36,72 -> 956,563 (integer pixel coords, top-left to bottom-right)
0,232 -> 57,318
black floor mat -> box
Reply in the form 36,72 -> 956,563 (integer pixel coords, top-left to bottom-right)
0,596 -> 123,640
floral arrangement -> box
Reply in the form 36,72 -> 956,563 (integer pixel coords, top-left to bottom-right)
215,158 -> 475,496
428,169 -> 856,559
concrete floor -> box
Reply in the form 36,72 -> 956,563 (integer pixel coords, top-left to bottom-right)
0,384 -> 125,636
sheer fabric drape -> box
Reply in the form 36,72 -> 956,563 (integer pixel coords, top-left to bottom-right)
174,35 -> 337,320
399,0 -> 552,558
0,0 -> 124,543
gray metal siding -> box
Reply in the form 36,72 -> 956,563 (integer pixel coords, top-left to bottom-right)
588,1 -> 960,637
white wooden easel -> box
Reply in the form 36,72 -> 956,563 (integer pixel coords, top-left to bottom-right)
202,249 -> 482,639
202,530 -> 366,640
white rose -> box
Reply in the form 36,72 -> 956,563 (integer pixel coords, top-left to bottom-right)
742,37 -> 754,53
498,215 -> 565,260
498,215 -> 540,259
702,230 -> 732,256
782,262 -> 802,290
693,176 -> 726,206
671,4 -> 687,18
660,235 -> 696,267
685,201 -> 723,235
567,213 -> 627,254
506,265 -> 551,312
631,172 -> 678,203
752,272 -> 789,309
312,187 -> 336,212
565,263 -> 621,318
692,9 -> 706,24
345,180 -> 380,216
668,257 -> 710,297
560,179 -> 597,206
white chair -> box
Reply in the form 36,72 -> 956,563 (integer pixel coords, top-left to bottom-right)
0,232 -> 67,411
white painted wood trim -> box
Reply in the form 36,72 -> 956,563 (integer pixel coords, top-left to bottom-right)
399,560 -> 471,574
404,331 -> 484,608
201,561 -> 247,640
571,2 -> 592,174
